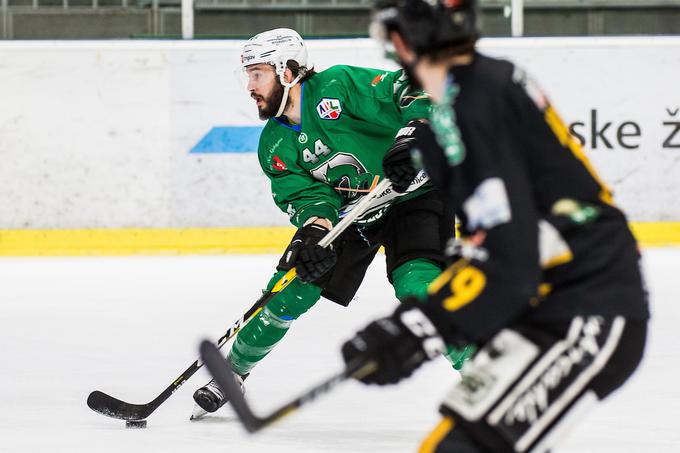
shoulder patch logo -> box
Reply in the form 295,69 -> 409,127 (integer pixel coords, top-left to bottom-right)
371,73 -> 388,86
512,66 -> 548,110
316,98 -> 342,120
272,155 -> 288,172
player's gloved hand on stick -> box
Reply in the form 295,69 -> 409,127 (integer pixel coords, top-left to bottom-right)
382,120 -> 428,193
278,222 -> 337,283
341,298 -> 446,385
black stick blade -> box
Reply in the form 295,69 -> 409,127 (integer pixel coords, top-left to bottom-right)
199,340 -> 264,433
87,390 -> 152,421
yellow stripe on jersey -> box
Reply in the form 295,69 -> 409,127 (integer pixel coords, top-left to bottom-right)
543,250 -> 574,269
544,105 -> 614,206
538,283 -> 553,298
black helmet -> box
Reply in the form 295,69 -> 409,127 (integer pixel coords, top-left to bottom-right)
370,0 -> 479,58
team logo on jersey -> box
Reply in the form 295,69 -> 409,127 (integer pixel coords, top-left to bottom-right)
298,132 -> 308,144
316,98 -> 342,120
272,155 -> 287,172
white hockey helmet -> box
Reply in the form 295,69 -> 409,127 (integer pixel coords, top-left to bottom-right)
241,28 -> 313,76
240,28 -> 313,117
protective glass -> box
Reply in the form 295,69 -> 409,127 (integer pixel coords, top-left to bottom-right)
235,65 -> 277,91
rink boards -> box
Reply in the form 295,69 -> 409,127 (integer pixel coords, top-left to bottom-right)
0,37 -> 678,254
0,222 -> 676,256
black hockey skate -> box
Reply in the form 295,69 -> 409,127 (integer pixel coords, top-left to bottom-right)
190,373 -> 248,420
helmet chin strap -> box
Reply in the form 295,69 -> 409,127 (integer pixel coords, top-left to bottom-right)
275,73 -> 303,118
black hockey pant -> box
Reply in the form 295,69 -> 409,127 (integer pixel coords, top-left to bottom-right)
419,316 -> 647,453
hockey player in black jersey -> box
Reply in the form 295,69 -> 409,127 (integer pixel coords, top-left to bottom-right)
341,1 -> 650,451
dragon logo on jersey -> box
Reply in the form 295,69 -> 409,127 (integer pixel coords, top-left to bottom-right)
316,98 -> 342,120
310,153 -> 373,201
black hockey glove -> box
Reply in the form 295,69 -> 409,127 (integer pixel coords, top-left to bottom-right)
382,120 -> 428,193
277,223 -> 338,283
341,298 -> 446,385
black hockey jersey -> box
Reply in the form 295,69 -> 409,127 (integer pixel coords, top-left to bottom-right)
420,53 -> 649,345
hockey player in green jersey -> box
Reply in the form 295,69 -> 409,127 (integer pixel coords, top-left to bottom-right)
191,28 -> 469,418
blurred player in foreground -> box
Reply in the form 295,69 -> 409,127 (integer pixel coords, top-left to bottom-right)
192,28 -> 471,419
341,1 -> 649,451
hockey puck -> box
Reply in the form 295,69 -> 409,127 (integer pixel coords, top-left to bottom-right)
125,420 -> 147,429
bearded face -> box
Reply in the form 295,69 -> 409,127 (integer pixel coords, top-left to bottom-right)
251,79 -> 285,120
245,64 -> 289,120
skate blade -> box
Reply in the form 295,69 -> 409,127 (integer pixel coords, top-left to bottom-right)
189,404 -> 208,421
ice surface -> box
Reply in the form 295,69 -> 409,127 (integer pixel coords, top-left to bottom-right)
0,248 -> 678,452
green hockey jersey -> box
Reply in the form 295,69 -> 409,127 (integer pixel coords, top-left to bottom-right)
257,65 -> 432,228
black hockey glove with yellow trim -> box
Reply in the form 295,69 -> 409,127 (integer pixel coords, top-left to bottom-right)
382,120 -> 429,193
341,298 -> 446,385
277,223 -> 337,283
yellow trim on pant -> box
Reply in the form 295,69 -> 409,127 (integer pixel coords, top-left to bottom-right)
419,416 -> 455,453
0,222 -> 677,256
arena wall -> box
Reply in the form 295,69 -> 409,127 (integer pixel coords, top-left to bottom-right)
0,38 -> 678,254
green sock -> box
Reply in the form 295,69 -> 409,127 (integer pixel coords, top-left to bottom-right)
228,270 -> 322,376
392,260 -> 475,371
229,305 -> 293,376
391,258 -> 442,301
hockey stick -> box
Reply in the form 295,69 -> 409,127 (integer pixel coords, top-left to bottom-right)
200,340 -> 377,433
87,178 -> 391,421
